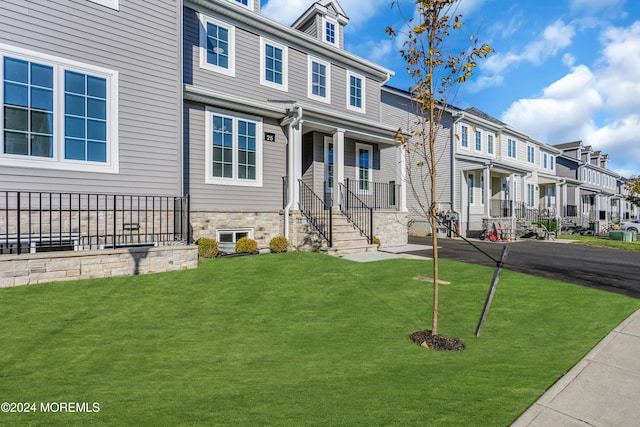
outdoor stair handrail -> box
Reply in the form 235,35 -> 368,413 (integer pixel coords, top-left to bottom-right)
338,182 -> 373,244
298,180 -> 332,247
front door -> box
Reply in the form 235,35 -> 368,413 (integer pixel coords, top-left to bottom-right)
324,137 -> 334,206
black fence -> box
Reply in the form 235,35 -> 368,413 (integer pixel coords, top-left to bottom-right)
344,179 -> 401,210
1,191 -> 190,255
298,180 -> 332,247
339,182 -> 373,244
490,199 -> 512,218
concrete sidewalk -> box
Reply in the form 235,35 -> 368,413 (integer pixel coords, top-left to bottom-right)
513,308 -> 640,426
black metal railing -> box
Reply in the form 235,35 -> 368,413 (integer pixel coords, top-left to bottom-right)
343,179 -> 401,210
339,182 -> 373,244
490,199 -> 513,218
565,205 -> 578,217
298,180 -> 332,247
514,203 -> 557,222
1,191 -> 190,255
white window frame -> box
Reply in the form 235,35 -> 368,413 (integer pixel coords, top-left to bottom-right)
527,183 -> 535,207
461,125 -> 469,149
199,13 -> 235,77
467,173 -> 475,205
259,37 -> 288,92
205,107 -> 263,187
507,138 -> 517,158
322,16 -> 339,47
0,43 -> 119,174
216,228 -> 253,253
356,143 -> 373,193
474,129 -> 482,152
543,152 -> 548,169
346,71 -> 365,113
307,56 -> 331,104
527,145 -> 535,164
87,0 -> 119,10
487,133 -> 494,156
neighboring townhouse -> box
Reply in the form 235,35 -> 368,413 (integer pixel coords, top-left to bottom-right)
183,0 -> 408,253
379,90 -> 565,239
555,141 -> 629,227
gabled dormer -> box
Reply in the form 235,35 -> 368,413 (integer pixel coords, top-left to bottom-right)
292,0 -> 349,49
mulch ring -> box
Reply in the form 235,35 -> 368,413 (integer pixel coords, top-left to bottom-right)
409,330 -> 465,351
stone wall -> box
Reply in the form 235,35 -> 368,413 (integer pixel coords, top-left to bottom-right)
190,210 -> 284,248
374,210 -> 408,247
0,245 -> 198,288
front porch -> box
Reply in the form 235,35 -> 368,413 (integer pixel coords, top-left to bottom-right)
282,112 -> 408,253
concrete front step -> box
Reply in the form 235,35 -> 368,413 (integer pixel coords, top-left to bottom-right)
328,243 -> 379,256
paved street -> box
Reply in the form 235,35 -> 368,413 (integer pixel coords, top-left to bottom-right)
405,236 -> 640,299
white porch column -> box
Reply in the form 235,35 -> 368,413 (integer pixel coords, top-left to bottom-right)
291,121 -> 303,209
483,166 -> 491,217
333,129 -> 345,209
555,182 -> 562,219
398,143 -> 407,211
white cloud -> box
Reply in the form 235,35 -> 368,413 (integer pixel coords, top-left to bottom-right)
570,0 -> 626,15
586,115 -> 640,176
563,53 -> 576,67
501,65 -> 602,143
481,20 -> 575,75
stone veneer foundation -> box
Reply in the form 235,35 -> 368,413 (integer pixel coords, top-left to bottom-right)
0,245 -> 198,288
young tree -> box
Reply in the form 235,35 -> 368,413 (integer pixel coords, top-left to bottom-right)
625,177 -> 640,207
386,0 -> 493,337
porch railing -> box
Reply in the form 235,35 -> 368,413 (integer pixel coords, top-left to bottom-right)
344,179 -> 401,210
298,180 -> 332,247
490,199 -> 513,218
1,191 -> 190,255
514,203 -> 557,221
339,182 -> 373,244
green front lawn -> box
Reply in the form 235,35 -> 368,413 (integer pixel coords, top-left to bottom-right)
1,253 -> 638,426
558,233 -> 640,251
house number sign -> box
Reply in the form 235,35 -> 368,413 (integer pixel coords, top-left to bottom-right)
265,132 -> 276,142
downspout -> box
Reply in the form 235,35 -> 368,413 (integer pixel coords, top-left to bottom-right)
284,105 -> 303,241
450,112 -> 465,234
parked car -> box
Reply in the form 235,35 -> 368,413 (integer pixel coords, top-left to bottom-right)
620,220 -> 640,233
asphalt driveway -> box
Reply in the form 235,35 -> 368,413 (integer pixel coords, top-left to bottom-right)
405,236 -> 640,299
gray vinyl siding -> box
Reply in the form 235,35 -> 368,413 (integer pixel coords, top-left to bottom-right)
380,89 -> 452,217
184,7 -> 381,124
0,0 -> 182,196
184,102 -> 287,211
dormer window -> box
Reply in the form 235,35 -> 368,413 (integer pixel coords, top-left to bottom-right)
323,16 -> 339,46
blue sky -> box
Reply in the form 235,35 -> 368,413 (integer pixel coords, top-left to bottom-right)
260,0 -> 640,178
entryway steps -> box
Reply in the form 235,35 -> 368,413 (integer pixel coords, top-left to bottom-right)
326,211 -> 378,257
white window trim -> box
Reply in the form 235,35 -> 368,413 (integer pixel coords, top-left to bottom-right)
199,13 -> 235,77
322,16 -> 339,47
216,228 -> 254,254
0,43 -> 119,174
205,107 -> 263,187
356,143 -> 373,194
259,37 -> 288,92
474,129 -> 482,153
346,70 -> 366,113
87,0 -> 119,10
460,125 -> 469,150
507,138 -> 517,159
307,56 -> 331,104
467,173 -> 475,205
487,133 -> 495,157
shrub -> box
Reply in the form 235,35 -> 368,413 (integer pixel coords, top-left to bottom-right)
534,221 -> 557,233
236,236 -> 258,253
197,238 -> 218,259
269,236 -> 289,253
372,235 -> 381,248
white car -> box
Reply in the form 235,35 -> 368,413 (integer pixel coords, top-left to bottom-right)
620,220 -> 640,233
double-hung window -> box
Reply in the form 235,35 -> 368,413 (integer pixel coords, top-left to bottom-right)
527,183 -> 535,207
206,108 -> 262,187
461,125 -> 468,148
543,153 -> 548,169
487,134 -> 494,155
347,71 -> 365,112
1,45 -> 118,173
308,57 -> 330,103
323,16 -> 339,46
507,139 -> 517,158
550,155 -> 555,171
356,143 -> 372,192
199,14 -> 235,77
527,146 -> 535,164
260,37 -> 288,91
475,130 -> 482,151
